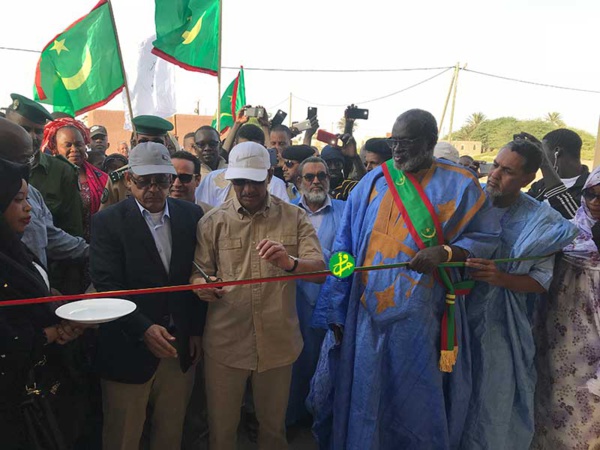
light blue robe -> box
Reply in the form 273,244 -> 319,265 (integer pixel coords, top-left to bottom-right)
460,193 -> 578,450
308,161 -> 501,450
287,197 -> 345,426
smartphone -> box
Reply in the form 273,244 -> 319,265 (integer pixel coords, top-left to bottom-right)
271,109 -> 287,127
345,106 -> 369,120
294,119 -> 313,132
316,129 -> 342,147
245,107 -> 266,118
478,161 -> 492,175
307,107 -> 318,119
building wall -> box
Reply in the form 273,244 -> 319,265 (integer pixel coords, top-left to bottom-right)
84,110 -> 212,155
450,140 -> 482,156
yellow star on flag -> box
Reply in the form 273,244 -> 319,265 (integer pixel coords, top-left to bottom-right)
50,39 -> 69,55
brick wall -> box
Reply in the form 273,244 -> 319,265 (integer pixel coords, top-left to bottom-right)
84,110 -> 212,155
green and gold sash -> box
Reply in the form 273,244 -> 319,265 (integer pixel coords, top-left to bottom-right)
382,159 -> 472,372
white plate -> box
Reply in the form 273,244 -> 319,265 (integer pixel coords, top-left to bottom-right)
55,298 -> 137,324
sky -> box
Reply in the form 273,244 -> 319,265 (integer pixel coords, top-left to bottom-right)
1,0 -> 599,143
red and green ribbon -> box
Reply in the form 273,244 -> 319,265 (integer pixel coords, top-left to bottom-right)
382,159 -> 469,372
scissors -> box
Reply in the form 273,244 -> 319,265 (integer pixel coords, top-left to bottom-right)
192,261 -> 223,283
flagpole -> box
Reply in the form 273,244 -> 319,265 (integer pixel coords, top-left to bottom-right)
107,0 -> 135,132
216,0 -> 223,132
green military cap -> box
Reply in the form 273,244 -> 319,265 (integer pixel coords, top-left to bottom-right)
8,93 -> 53,125
132,115 -> 174,136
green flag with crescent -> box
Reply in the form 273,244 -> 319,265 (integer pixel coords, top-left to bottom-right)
152,0 -> 220,75
211,68 -> 246,133
33,0 -> 124,116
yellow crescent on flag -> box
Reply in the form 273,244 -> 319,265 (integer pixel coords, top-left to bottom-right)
62,46 -> 92,91
182,11 -> 206,45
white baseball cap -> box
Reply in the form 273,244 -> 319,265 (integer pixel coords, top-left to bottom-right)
434,142 -> 460,164
225,142 -> 271,182
128,142 -> 177,176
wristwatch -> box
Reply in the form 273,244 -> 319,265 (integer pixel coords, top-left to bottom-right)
284,256 -> 299,273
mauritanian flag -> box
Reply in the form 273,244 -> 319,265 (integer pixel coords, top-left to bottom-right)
212,68 -> 246,133
152,0 -> 220,75
34,0 -> 124,116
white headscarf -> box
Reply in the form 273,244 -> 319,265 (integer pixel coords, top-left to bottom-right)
563,165 -> 600,256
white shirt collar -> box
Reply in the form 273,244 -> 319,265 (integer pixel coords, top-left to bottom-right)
135,198 -> 170,220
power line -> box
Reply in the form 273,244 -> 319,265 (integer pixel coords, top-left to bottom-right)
221,65 -> 453,73
0,46 -> 40,54
266,97 -> 289,110
3,44 -> 598,95
0,47 -> 452,73
463,68 -> 600,94
292,67 -> 454,107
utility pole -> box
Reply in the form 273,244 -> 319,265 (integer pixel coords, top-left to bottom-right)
439,63 -> 458,136
594,115 -> 600,169
288,92 -> 293,127
448,63 -> 466,142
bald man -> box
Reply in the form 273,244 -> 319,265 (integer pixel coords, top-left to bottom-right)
0,118 -> 88,268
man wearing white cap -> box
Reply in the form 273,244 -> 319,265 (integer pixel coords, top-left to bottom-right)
192,141 -> 325,450
433,141 -> 460,164
90,142 -> 206,450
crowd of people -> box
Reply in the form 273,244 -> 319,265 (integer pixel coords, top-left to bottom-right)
0,92 -> 598,450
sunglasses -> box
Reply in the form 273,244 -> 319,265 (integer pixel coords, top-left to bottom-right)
302,172 -> 329,183
583,189 -> 600,201
385,136 -> 423,150
173,173 -> 195,184
230,179 -> 265,187
284,160 -> 298,168
130,174 -> 172,189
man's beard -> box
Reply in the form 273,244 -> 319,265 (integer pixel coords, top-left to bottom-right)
485,183 -> 502,197
394,151 -> 433,172
303,188 -> 327,205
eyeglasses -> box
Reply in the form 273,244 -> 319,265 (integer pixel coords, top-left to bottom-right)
284,160 -> 298,168
386,136 -> 423,150
230,179 -> 265,187
129,174 -> 172,189
583,189 -> 600,201
302,172 -> 329,183
173,173 -> 195,184
193,140 -> 220,149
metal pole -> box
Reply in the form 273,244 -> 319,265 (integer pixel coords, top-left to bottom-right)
216,0 -> 223,132
107,0 -> 135,132
439,64 -> 458,135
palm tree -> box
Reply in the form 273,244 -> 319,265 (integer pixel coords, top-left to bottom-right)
463,112 -> 486,140
545,112 -> 565,128
337,117 -> 358,134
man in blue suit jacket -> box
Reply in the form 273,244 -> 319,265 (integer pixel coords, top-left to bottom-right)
90,142 -> 206,450
288,156 -> 346,426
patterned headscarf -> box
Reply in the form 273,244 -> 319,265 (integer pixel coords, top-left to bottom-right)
42,117 -> 90,155
563,165 -> 600,256
41,118 -> 107,216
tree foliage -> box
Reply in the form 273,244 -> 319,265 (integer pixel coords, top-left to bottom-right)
545,112 -> 566,128
447,113 -> 596,160
337,117 -> 358,133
